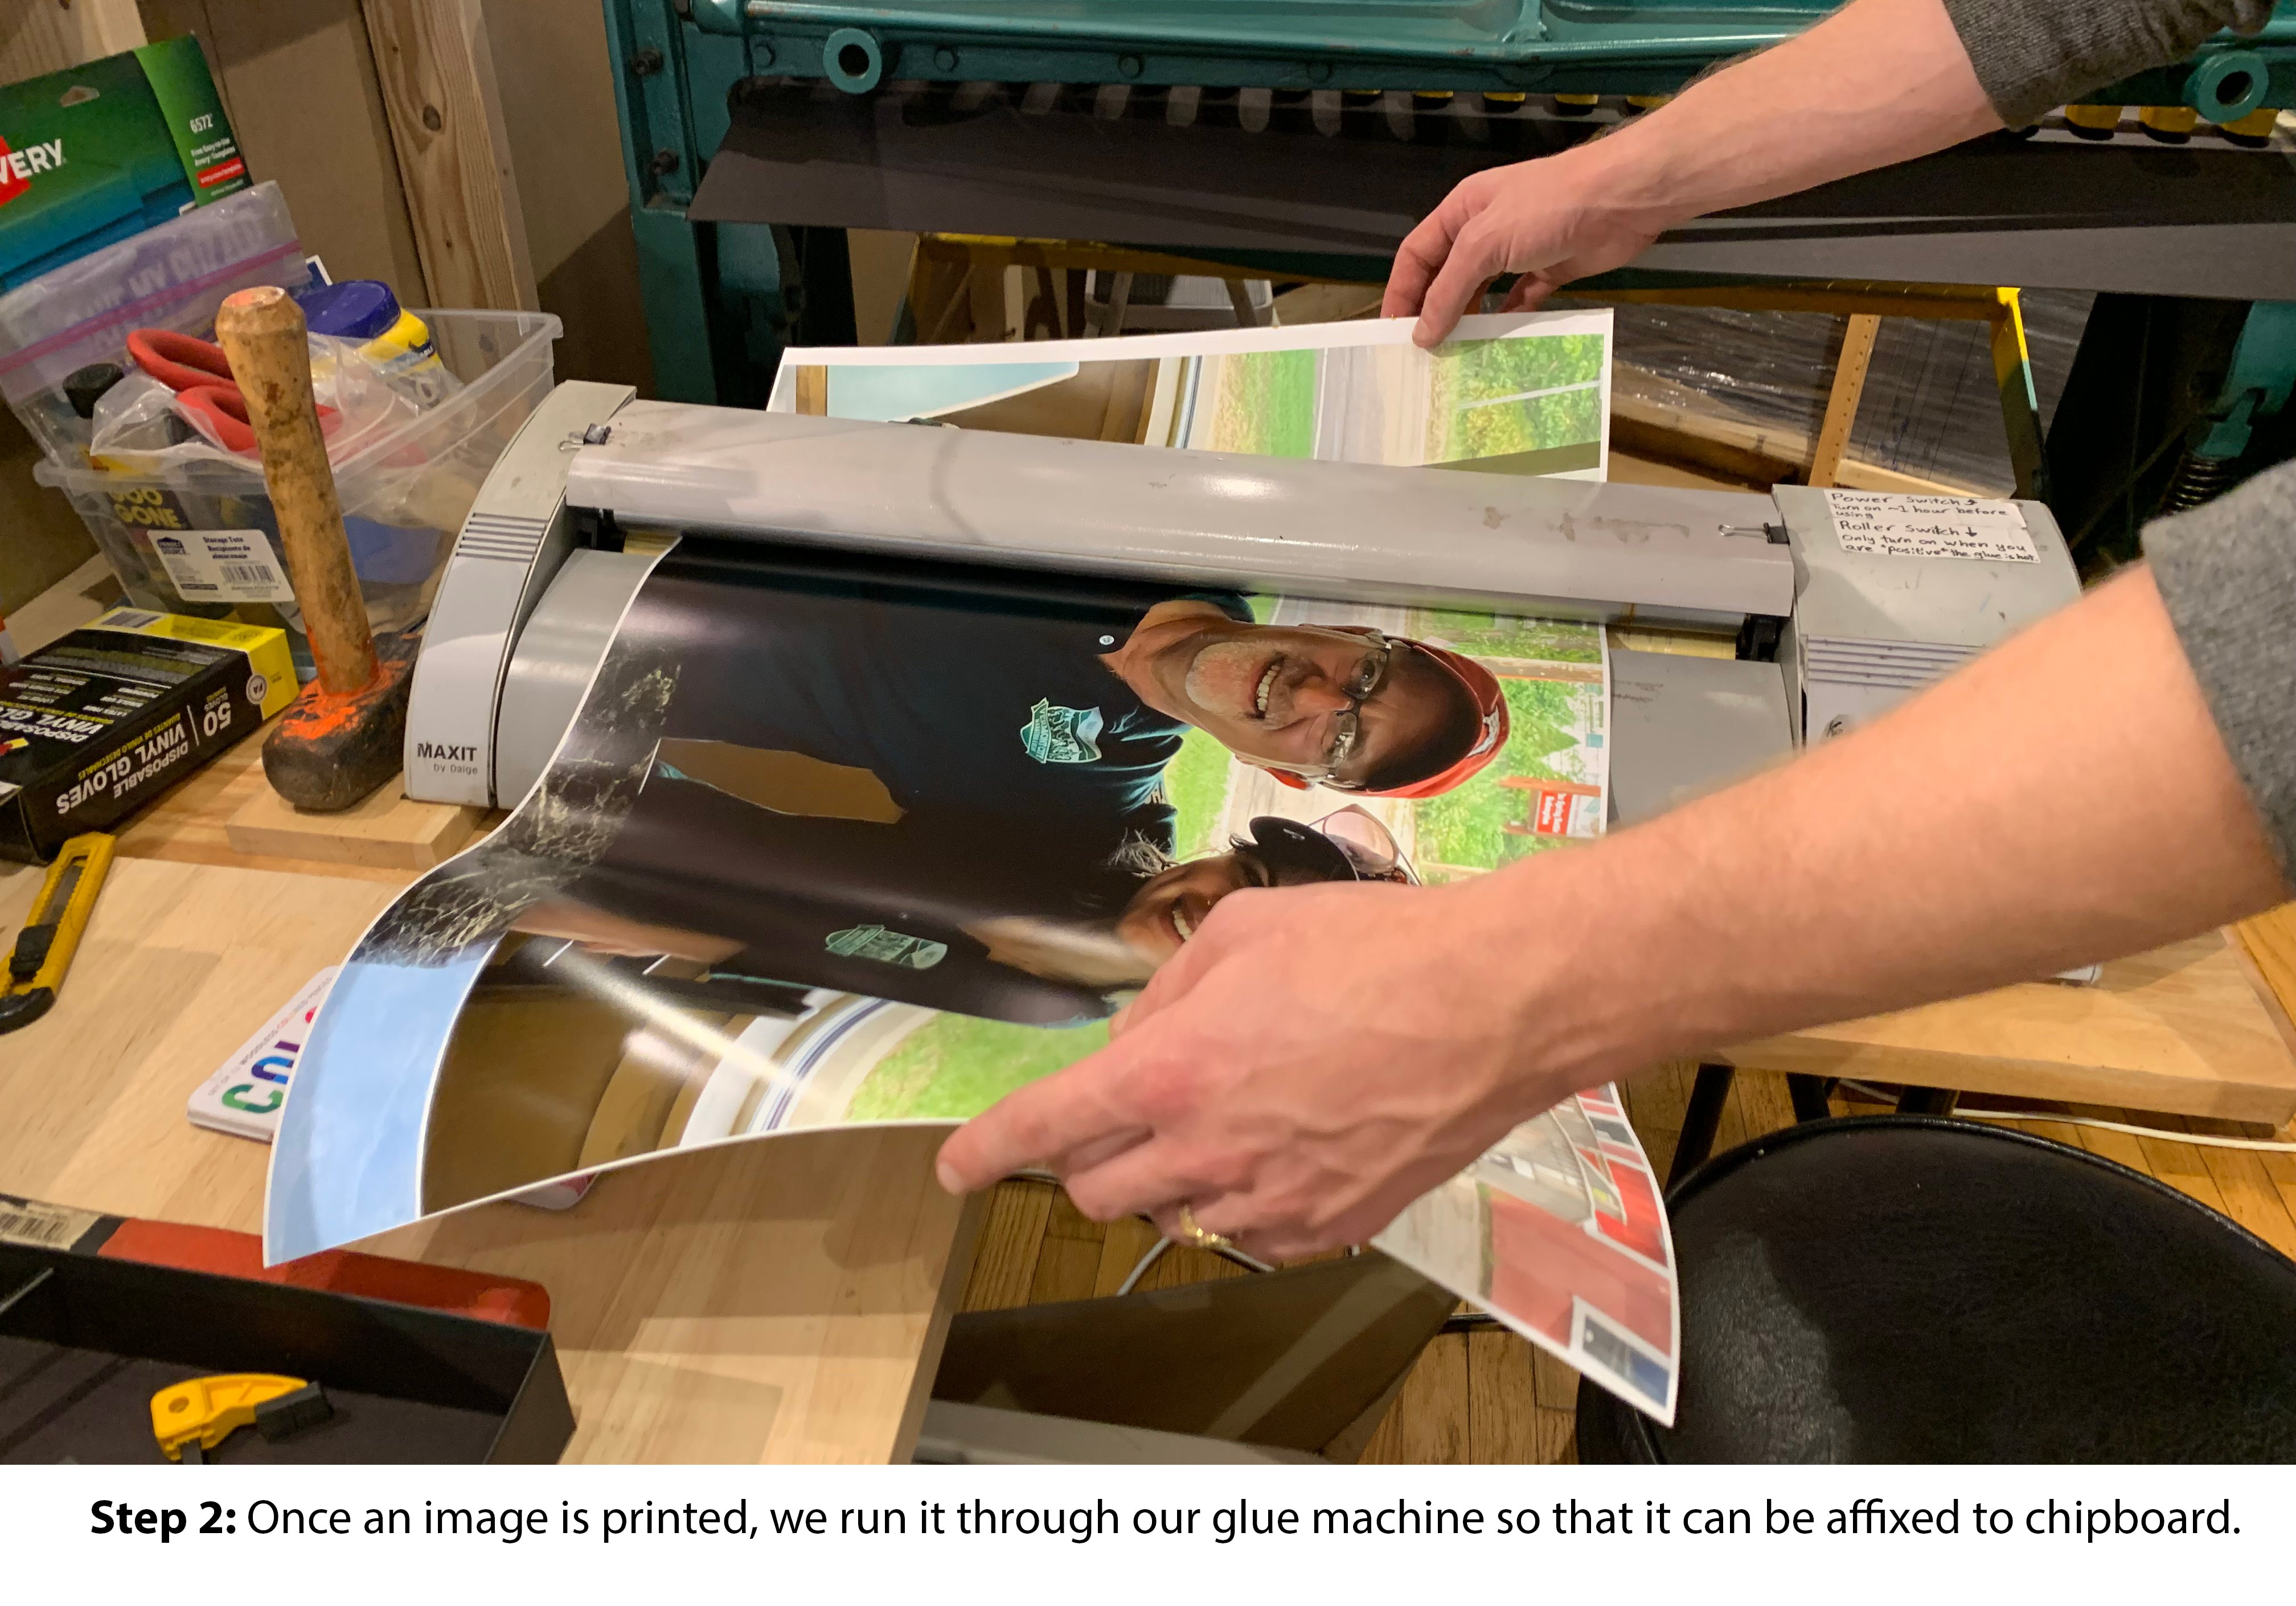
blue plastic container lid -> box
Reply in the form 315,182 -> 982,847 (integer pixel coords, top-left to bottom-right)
293,278 -> 402,341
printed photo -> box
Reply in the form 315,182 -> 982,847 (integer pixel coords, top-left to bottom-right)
270,544 -> 1608,1241
768,310 -> 1613,480
523,544 -> 1523,1025
268,309 -> 1672,1422
1372,1085 -> 1678,1420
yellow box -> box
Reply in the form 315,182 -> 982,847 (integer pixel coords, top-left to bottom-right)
88,607 -> 296,718
0,607 -> 297,861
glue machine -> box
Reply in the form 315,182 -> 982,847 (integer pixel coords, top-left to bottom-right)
403,381 -> 2080,815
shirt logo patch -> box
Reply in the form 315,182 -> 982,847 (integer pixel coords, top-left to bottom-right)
824,924 -> 948,970
1020,699 -> 1105,764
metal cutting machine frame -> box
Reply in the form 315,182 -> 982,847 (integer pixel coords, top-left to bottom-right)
599,0 -> 2296,409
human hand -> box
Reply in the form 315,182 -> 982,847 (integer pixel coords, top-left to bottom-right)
1382,146 -> 1671,346
934,874 -> 1584,1260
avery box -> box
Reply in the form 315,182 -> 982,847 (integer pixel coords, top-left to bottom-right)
0,35 -> 246,289
0,606 -> 292,863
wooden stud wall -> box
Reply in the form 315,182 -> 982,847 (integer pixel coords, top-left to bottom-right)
0,0 -> 142,83
362,0 -> 536,311
137,2 -> 426,294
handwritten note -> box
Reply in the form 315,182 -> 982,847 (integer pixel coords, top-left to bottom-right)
1824,489 -> 2037,563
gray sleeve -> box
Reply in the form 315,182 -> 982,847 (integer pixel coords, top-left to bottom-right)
2142,460 -> 2296,884
1941,0 -> 2276,126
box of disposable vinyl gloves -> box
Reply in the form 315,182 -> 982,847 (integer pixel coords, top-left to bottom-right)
0,608 -> 292,863
0,35 -> 247,289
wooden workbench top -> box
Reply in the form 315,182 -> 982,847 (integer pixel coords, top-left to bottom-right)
0,850 -> 977,1464
0,564 -> 976,1462
1731,931 -> 2296,1124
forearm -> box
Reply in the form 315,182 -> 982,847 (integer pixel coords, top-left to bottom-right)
1553,0 -> 2000,230
1556,0 -> 2272,226
1388,0 -> 2277,336
1474,567 -> 2288,1090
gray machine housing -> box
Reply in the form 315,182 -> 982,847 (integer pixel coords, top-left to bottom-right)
404,380 -> 636,808
403,386 -> 2079,816
1608,649 -> 1797,829
1772,482 -> 2081,746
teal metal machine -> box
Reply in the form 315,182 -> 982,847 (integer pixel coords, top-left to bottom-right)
662,1 -> 2295,102
598,0 -> 2296,556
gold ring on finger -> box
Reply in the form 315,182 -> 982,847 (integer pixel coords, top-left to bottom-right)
1176,1201 -> 1236,1254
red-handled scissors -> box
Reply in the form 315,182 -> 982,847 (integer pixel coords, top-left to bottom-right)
125,328 -> 339,455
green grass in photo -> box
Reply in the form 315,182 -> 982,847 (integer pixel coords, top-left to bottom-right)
1207,349 -> 1318,458
1165,726 -> 1239,861
846,1014 -> 1110,1122
1425,333 -> 1606,464
1411,677 -> 1600,872
1442,333 -> 1606,399
1409,609 -> 1602,663
1432,387 -> 1601,464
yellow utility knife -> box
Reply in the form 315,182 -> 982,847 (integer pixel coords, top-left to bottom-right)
1,831 -> 114,1034
152,1374 -> 331,1463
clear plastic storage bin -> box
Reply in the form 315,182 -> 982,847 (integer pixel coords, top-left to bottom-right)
0,182 -> 305,464
36,309 -> 561,675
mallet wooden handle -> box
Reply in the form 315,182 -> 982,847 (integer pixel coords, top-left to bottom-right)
215,286 -> 378,695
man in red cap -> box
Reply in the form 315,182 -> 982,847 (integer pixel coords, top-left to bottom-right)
1099,599 -> 1508,798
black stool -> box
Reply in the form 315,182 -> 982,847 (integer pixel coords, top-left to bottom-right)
1580,1116 -> 2296,1461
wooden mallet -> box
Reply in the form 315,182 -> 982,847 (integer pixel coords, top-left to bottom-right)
215,285 -> 420,812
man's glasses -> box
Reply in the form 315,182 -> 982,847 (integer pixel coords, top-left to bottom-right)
1309,632 -> 1393,788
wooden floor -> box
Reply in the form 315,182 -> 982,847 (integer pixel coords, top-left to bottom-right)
952,1062 -> 2296,1463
